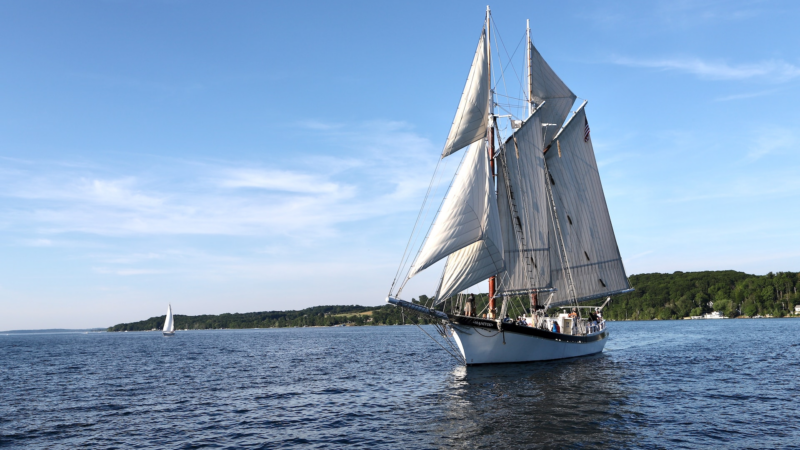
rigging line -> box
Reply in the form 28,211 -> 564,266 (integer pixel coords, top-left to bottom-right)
393,147 -> 455,296
494,93 -> 529,102
414,322 -> 464,364
397,148 -> 469,297
490,16 -> 526,97
494,103 -> 523,120
487,18 -> 526,132
395,154 -> 454,295
389,155 -> 444,295
435,322 -> 464,358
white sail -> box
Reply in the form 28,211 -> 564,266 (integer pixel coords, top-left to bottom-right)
544,107 -> 630,306
437,181 -> 504,301
441,27 -> 490,158
529,43 -> 576,146
409,140 -> 497,278
495,114 -> 551,293
163,304 -> 174,333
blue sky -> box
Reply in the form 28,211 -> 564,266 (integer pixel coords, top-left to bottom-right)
1,0 -> 799,329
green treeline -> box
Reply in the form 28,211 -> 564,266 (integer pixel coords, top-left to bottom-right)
107,303 -> 438,331
108,271 -> 800,331
594,270 -> 800,320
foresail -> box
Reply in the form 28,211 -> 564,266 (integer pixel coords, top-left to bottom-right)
436,182 -> 504,302
496,114 -> 550,293
409,140 -> 493,278
441,27 -> 490,158
544,108 -> 629,307
529,43 -> 576,146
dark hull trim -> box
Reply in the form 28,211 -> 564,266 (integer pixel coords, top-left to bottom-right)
465,350 -> 604,366
450,315 -> 608,343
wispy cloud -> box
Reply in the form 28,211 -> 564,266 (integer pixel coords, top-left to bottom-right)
0,120 -> 441,241
217,168 -> 344,194
745,126 -> 796,161
714,89 -> 780,101
612,56 -> 800,82
93,267 -> 169,276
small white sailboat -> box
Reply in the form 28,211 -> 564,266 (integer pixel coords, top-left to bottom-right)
162,304 -> 175,336
386,6 -> 632,365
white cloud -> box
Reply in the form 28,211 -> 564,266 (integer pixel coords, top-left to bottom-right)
0,120 -> 441,241
612,56 -> 800,82
714,89 -> 780,102
93,267 -> 169,276
218,168 -> 343,194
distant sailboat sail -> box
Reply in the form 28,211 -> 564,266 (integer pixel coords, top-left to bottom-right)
163,304 -> 175,335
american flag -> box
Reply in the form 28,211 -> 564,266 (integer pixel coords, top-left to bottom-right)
583,117 -> 590,142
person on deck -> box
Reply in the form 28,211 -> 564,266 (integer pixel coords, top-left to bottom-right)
552,321 -> 560,333
464,294 -> 475,317
569,308 -> 578,319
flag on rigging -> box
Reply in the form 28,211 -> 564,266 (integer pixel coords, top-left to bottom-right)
583,117 -> 591,142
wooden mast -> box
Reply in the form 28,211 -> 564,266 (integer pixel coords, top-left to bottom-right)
526,18 -> 538,313
486,5 -> 497,318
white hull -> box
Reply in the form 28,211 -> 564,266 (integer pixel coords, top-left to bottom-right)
451,324 -> 607,365
162,331 -> 175,336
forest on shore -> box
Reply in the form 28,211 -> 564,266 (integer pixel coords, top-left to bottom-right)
107,270 -> 800,331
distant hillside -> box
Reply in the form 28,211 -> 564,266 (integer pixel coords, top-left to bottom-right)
592,270 -> 800,320
108,271 -> 800,330
107,304 -> 437,331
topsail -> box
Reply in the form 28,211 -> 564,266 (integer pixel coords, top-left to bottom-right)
529,43 -> 576,146
441,27 -> 491,158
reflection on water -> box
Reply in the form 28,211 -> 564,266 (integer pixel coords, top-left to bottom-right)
435,354 -> 635,448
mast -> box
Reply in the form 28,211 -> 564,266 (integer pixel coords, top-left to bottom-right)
486,5 -> 497,317
526,19 -> 532,118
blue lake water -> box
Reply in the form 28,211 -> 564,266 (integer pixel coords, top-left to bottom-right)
1,319 -> 799,449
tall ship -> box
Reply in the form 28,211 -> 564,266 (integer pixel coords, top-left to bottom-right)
386,7 -> 632,365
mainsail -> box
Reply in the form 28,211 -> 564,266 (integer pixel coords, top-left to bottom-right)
441,27 -> 491,158
495,113 -> 550,293
529,43 -> 576,146
163,304 -> 174,333
544,106 -> 630,306
408,140 -> 503,279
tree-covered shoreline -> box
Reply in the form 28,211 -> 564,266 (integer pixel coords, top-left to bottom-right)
108,270 -> 800,331
589,270 -> 800,320
107,304 -> 437,331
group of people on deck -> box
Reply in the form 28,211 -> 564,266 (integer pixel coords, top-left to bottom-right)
461,295 -> 603,334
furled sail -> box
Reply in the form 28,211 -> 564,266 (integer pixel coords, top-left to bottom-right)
495,113 -> 551,293
529,43 -> 576,146
544,107 -> 629,307
409,140 -> 499,279
441,27 -> 490,158
163,304 -> 174,333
